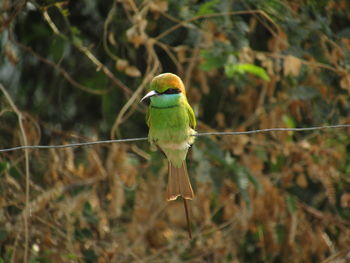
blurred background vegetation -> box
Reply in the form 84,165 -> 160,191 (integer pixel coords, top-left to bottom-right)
1,0 -> 350,262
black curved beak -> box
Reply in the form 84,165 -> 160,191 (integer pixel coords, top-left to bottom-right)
140,90 -> 159,102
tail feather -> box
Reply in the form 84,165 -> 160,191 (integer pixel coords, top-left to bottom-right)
167,161 -> 194,201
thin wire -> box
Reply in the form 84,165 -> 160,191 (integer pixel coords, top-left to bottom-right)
0,138 -> 148,152
195,124 -> 350,136
0,124 -> 349,153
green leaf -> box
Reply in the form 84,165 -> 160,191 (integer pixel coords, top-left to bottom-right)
9,167 -> 21,181
269,155 -> 286,173
61,8 -> 70,17
234,167 -> 250,205
337,28 -> 350,38
199,50 -> 226,71
192,146 -> 212,183
200,137 -> 261,206
0,162 -> 10,176
74,227 -> 93,241
289,86 -> 320,100
83,249 -> 98,263
83,202 -> 98,224
0,228 -> 8,242
285,194 -> 297,214
245,169 -> 261,192
225,63 -> 270,81
282,115 -> 296,128
275,224 -> 286,244
66,253 -> 79,260
49,37 -> 65,62
55,2 -> 70,16
195,0 -> 220,16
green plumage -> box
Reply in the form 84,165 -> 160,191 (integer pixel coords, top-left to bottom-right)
142,73 -> 196,202
147,93 -> 196,167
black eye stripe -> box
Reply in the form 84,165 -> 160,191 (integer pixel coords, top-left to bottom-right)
162,88 -> 180,94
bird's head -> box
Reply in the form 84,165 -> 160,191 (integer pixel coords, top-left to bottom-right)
141,73 -> 186,102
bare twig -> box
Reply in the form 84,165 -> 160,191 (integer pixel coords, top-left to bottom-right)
321,249 -> 350,263
0,84 -> 30,263
154,41 -> 183,73
257,51 -> 342,74
110,39 -> 160,139
103,0 -> 119,61
184,37 -> 201,90
14,40 -> 111,95
155,10 -> 278,41
40,6 -> 132,96
0,0 -> 27,32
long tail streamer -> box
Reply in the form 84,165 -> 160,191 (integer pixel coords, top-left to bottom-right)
183,198 -> 192,239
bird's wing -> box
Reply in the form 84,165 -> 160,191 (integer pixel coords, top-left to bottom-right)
186,103 -> 196,129
145,107 -> 151,127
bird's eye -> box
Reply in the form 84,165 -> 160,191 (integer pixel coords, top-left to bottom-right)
163,88 -> 180,94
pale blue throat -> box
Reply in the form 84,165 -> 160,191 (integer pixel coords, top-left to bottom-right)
150,93 -> 182,108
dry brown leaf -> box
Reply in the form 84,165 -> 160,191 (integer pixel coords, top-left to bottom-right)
48,149 -> 60,182
149,0 -> 168,13
224,134 -> 249,156
146,220 -> 172,248
1,0 -> 11,10
174,45 -> 187,63
337,94 -> 348,107
216,32 -> 230,44
126,26 -> 147,48
222,198 -> 237,221
340,74 -> 350,93
201,20 -> 217,47
166,201 -> 189,228
5,174 -> 21,191
252,176 -> 285,221
341,38 -> 350,50
125,66 -> 141,77
249,17 -> 258,33
284,55 -> 301,77
322,172 -> 336,205
119,155 -> 138,187
198,70 -> 210,94
106,146 -> 127,219
193,182 -> 212,224
296,174 -> 308,188
215,112 -> 226,128
268,30 -> 289,52
327,0 -> 350,11
292,163 -> 304,173
289,100 -> 307,122
0,196 -> 6,208
4,43 -> 19,65
317,85 -> 333,100
108,32 -> 117,46
330,46 -> 344,65
236,87 -> 259,117
242,154 -> 264,174
115,59 -> 129,71
64,147 -> 76,173
340,193 -> 350,208
117,0 -> 133,11
108,174 -> 125,219
239,47 -> 254,64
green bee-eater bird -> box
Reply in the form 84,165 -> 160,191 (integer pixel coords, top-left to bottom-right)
141,73 -> 196,237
